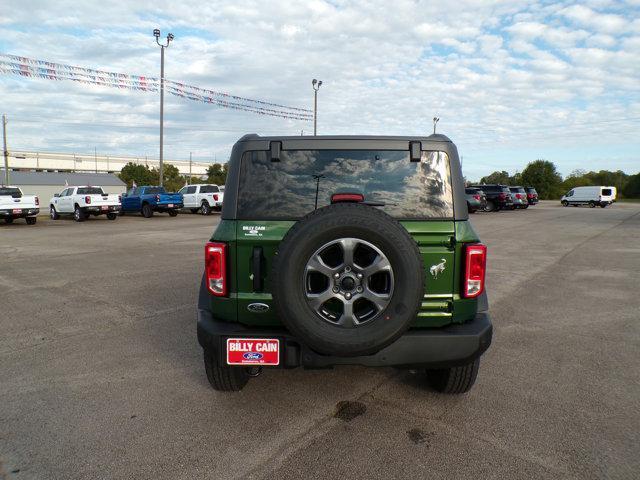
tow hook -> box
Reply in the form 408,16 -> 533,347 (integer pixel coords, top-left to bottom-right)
245,366 -> 263,377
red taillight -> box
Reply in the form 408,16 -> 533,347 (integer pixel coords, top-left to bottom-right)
498,193 -> 506,200
156,194 -> 160,202
213,194 -> 219,201
331,193 -> 364,203
527,193 -> 533,198
462,243 -> 487,298
85,196 -> 91,204
205,242 -> 227,296
473,195 -> 480,201
35,196 -> 39,206
516,193 -> 522,199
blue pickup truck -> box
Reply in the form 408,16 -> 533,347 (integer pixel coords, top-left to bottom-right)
121,186 -> 183,218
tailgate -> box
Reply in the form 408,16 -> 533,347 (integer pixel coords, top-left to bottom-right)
401,221 -> 456,327
160,193 -> 182,203
88,195 -> 118,206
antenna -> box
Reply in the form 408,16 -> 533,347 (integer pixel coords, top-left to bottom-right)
433,117 -> 440,135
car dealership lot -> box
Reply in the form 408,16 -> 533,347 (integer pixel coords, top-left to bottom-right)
1,202 -> 639,479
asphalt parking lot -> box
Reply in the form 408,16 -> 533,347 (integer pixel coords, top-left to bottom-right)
1,202 -> 639,480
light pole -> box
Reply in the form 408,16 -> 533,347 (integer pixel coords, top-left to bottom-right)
312,79 -> 322,135
154,29 -> 174,187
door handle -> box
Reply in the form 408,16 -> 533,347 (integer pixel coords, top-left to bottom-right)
252,247 -> 264,292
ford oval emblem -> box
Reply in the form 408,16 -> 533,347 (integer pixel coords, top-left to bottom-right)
243,352 -> 263,360
247,303 -> 270,313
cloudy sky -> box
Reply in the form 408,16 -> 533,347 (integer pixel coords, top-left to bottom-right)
1,0 -> 639,180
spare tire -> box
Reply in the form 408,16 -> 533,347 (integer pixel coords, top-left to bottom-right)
271,203 -> 424,357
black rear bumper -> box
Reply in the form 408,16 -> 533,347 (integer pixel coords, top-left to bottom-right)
0,208 -> 39,218
197,310 -> 492,369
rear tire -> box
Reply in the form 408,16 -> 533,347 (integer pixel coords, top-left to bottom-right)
426,358 -> 480,394
106,212 -> 117,220
50,206 -> 60,219
74,206 -> 85,222
26,217 -> 37,225
589,201 -> 596,208
141,203 -> 153,218
203,349 -> 250,392
201,202 -> 211,215
600,203 -> 607,208
485,200 -> 497,212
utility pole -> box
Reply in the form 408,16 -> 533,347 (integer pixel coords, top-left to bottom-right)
154,29 -> 174,187
189,151 -> 192,183
2,115 -> 9,185
312,79 -> 322,135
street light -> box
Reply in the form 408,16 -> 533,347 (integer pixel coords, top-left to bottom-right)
312,79 -> 322,136
154,29 -> 174,187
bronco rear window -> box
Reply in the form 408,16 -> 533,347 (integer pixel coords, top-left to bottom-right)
237,150 -> 453,220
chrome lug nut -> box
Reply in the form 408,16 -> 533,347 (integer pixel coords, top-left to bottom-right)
345,292 -> 352,300
333,286 -> 340,293
345,266 -> 351,272
334,273 -> 340,278
356,286 -> 363,293
356,273 -> 363,279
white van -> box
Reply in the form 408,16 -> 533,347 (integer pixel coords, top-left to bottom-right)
561,186 -> 615,208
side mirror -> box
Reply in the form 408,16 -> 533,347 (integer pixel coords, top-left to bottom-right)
54,193 -> 60,197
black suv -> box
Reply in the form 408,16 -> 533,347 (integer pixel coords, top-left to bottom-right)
469,184 -> 513,212
198,134 -> 492,393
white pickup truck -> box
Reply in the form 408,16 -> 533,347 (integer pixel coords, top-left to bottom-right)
178,184 -> 223,215
0,186 -> 39,225
50,186 -> 121,222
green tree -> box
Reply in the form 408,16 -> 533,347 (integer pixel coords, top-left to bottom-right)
151,164 -> 184,192
207,163 -> 228,185
119,162 -> 155,188
520,159 -> 563,199
622,173 -> 640,198
480,170 -> 511,185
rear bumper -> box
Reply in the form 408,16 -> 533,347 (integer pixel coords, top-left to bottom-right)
156,203 -> 183,210
82,205 -> 120,214
0,208 -> 39,218
197,310 -> 493,369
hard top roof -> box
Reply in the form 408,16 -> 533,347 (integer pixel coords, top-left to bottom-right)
236,133 -> 453,143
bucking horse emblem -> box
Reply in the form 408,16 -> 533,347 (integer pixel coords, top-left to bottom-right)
429,258 -> 446,279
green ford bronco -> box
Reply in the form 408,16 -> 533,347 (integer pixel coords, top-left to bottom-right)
197,134 -> 492,393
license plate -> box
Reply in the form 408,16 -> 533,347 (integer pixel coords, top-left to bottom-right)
12,209 -> 22,214
101,206 -> 109,210
168,204 -> 174,208
226,338 -> 280,366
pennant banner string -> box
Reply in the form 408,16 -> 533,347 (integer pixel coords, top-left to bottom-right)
0,53 -> 313,121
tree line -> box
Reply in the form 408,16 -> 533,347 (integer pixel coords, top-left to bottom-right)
118,162 -> 228,192
474,160 -> 640,200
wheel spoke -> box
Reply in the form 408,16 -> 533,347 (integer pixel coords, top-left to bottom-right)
306,288 -> 336,311
339,238 -> 357,267
306,255 -> 336,277
361,288 -> 391,311
361,254 -> 391,277
336,301 -> 357,328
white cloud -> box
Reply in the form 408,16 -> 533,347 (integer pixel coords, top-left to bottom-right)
0,0 -> 639,179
